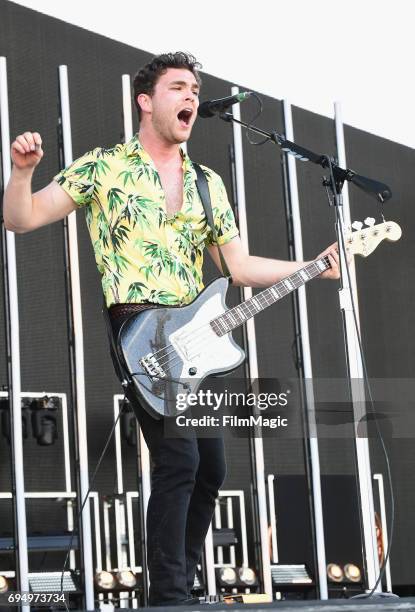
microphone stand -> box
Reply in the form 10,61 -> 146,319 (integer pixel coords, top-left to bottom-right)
220,112 -> 391,204
218,110 -> 394,598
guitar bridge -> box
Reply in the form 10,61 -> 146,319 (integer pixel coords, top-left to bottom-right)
140,354 -> 166,379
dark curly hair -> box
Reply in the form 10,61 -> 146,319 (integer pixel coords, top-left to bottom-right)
133,52 -> 202,120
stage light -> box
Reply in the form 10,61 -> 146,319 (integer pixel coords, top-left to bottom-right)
238,567 -> 257,586
0,575 -> 9,594
30,396 -> 59,446
344,564 -> 361,582
28,571 -> 81,594
327,563 -> 344,582
95,571 -> 116,590
116,570 -> 137,589
375,512 -> 385,564
218,567 -> 237,585
270,564 -> 313,587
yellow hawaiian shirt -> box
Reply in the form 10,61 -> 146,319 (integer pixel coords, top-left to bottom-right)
54,135 -> 239,307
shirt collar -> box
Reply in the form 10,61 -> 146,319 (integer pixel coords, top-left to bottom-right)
125,134 -> 196,179
125,133 -> 148,160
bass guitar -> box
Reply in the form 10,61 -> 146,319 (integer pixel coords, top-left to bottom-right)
118,221 -> 401,418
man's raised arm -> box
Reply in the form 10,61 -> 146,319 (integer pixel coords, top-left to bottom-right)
3,131 -> 76,233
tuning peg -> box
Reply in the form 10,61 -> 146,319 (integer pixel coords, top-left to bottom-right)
352,221 -> 363,231
364,217 -> 376,227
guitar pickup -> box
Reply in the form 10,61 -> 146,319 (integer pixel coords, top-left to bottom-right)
140,354 -> 166,378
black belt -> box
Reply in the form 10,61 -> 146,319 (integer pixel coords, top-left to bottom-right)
108,302 -> 161,336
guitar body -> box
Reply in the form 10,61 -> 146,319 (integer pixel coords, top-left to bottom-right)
117,277 -> 245,419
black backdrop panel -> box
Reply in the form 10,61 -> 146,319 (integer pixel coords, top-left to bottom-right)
272,475 -> 363,575
292,106 -> 358,477
292,106 -> 345,379
345,127 -> 415,586
345,128 -> 415,378
241,96 -> 296,379
240,97 -> 308,475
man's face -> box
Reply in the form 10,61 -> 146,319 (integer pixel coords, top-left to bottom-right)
139,68 -> 200,144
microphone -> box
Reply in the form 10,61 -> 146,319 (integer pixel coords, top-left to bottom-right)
198,91 -> 253,118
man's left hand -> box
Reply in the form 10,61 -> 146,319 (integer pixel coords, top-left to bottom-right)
317,243 -> 340,280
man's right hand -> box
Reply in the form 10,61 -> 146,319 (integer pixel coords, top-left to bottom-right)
11,131 -> 43,171
5,131 -> 77,233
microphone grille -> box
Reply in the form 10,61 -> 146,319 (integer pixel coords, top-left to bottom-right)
197,102 -> 215,118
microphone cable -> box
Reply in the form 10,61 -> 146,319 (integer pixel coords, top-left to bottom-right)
244,93 -> 270,147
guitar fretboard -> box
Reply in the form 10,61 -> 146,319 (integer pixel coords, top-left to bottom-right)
210,256 -> 331,336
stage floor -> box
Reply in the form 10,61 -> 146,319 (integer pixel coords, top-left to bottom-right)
73,597 -> 415,612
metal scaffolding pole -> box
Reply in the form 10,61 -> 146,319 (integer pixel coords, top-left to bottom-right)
334,102 -> 381,592
282,99 -> 328,599
0,54 -> 30,612
231,86 -> 272,598
121,74 -> 151,605
58,65 -> 95,610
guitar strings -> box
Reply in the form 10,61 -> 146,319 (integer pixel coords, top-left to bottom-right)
152,262 -> 316,368
152,284 -> 279,372
145,256 -> 329,364
145,258 -> 332,372
152,296 -> 269,369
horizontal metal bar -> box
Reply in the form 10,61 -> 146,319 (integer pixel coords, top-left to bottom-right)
0,534 -> 80,552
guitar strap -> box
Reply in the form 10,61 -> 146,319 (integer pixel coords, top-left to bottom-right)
193,162 -> 231,280
102,300 -> 130,388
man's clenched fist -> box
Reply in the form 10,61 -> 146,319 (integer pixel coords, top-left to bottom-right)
11,131 -> 43,170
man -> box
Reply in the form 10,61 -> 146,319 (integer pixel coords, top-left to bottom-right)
4,52 -> 339,606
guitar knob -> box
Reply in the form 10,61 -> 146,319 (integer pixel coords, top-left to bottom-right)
364,217 -> 376,227
352,221 -> 363,231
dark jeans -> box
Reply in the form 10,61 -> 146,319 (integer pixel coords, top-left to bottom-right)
108,305 -> 226,606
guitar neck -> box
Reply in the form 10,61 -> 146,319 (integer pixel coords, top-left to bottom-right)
211,255 -> 331,336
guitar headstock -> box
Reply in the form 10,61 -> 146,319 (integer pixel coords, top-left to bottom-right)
345,219 -> 402,257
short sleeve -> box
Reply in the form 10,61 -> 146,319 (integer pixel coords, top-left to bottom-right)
205,171 -> 239,246
54,148 -> 99,207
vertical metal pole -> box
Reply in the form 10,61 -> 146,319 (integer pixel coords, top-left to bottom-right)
219,491 -> 249,568
103,501 -> 113,571
334,102 -> 381,591
136,425 -> 150,605
373,474 -> 392,592
60,393 -> 76,569
122,75 -> 134,142
204,526 -> 217,595
226,498 -> 236,567
0,56 -> 30,612
122,73 -> 151,597
282,99 -> 328,599
113,398 -> 128,607
113,397 -> 126,564
266,476 -> 279,563
58,65 -> 95,610
214,501 -> 224,565
231,86 -> 272,598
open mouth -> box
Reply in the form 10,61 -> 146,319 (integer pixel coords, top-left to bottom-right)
177,108 -> 193,127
